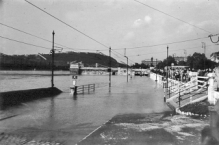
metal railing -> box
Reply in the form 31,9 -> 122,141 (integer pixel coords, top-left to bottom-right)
175,84 -> 208,108
70,84 -> 95,95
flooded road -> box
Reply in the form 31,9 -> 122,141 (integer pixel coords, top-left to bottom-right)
0,74 -> 170,144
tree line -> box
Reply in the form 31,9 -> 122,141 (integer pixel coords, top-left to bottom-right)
0,52 -> 125,70
156,52 -> 217,70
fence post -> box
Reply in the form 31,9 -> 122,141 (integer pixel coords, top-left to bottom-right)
169,86 -> 170,98
88,84 -> 90,93
74,86 -> 77,95
94,84 -> 95,92
179,87 -> 181,108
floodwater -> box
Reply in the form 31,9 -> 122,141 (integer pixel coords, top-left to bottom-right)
0,71 -> 170,144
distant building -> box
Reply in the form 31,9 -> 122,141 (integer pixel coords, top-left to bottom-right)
141,59 -> 161,67
174,56 -> 187,63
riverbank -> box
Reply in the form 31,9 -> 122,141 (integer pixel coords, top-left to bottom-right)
0,70 -> 70,75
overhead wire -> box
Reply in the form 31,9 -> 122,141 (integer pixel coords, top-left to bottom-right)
0,22 -> 103,52
24,0 -> 109,49
111,50 -> 136,64
128,44 -> 216,57
0,35 -> 51,50
133,0 -> 212,34
113,36 -> 209,50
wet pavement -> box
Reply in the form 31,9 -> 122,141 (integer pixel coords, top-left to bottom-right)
0,75 -> 170,144
78,112 -> 209,145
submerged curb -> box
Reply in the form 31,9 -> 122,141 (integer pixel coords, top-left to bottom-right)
176,108 -> 209,117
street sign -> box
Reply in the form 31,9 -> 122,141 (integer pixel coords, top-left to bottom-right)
70,64 -> 79,69
70,63 -> 79,75
72,75 -> 78,79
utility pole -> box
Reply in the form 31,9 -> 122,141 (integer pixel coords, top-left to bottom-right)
125,56 -> 128,82
124,48 -> 128,82
166,46 -> 168,87
202,42 -> 206,70
165,46 -> 169,102
51,31 -> 55,88
155,59 -> 157,82
183,49 -> 187,64
109,47 -> 111,92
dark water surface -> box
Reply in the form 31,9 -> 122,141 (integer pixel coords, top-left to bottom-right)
0,74 -> 170,144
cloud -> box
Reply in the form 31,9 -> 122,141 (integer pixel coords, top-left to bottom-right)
144,16 -> 152,24
133,15 -> 152,28
133,19 -> 143,28
177,23 -> 194,34
124,31 -> 135,40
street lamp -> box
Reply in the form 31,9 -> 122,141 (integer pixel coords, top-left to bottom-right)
202,42 -> 206,70
124,56 -> 128,82
155,59 -> 157,82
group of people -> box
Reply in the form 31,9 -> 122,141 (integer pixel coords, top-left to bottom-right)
152,67 -> 215,82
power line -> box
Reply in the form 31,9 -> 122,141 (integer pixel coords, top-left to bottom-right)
0,22 -> 112,55
111,50 -> 136,63
113,36 -> 209,50
128,44 -> 216,57
0,22 -> 93,52
111,51 -> 127,62
133,0 -> 212,34
0,35 -> 51,50
24,0 -> 109,49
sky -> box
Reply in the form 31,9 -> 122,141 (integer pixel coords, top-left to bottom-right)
1,0 -> 219,64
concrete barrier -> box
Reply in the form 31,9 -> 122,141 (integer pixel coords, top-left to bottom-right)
0,87 -> 62,108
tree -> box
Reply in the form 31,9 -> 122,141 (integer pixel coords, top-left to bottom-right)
178,61 -> 186,66
163,56 -> 177,66
156,61 -> 164,69
186,55 -> 194,69
186,52 -> 216,70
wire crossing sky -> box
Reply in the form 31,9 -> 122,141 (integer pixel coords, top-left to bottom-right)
1,0 -> 219,63
24,0 -> 109,49
133,0 -> 212,34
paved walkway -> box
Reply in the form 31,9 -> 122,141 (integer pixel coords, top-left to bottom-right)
77,112 -> 209,145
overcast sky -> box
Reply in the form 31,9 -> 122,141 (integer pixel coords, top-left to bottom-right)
1,0 -> 219,64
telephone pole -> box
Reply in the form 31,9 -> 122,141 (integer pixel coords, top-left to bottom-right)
51,31 -> 55,88
155,59 -> 157,82
109,47 -> 111,92
202,42 -> 206,70
124,48 -> 128,82
166,46 -> 168,88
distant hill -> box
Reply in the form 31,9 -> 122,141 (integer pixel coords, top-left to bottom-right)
0,52 -> 126,70
42,51 -> 118,67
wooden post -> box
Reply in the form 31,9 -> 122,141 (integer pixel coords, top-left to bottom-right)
166,46 -> 169,102
51,31 -> 55,88
74,86 -> 77,95
88,84 -> 90,93
179,86 -> 181,107
109,47 -> 111,92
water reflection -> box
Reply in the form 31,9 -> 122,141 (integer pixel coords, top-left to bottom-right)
0,75 -> 170,144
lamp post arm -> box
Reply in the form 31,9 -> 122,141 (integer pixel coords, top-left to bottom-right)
209,34 -> 219,43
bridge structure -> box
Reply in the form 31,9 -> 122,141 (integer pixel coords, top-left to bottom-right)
79,66 -> 150,76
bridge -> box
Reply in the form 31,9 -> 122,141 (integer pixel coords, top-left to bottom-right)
80,67 -> 150,76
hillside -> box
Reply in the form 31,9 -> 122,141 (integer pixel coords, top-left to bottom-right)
0,52 -> 126,70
